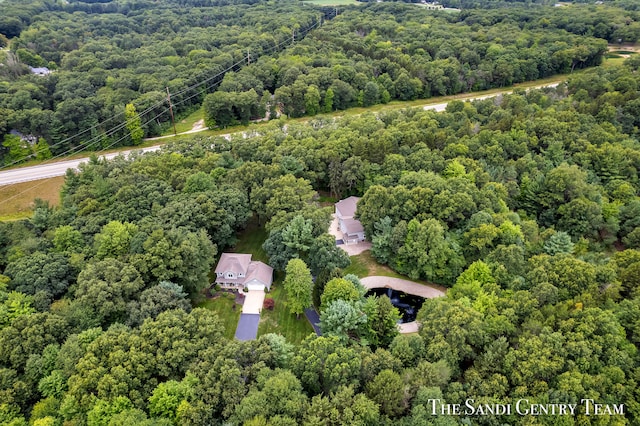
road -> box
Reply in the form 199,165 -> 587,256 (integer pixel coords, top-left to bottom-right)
0,82 -> 561,187
0,145 -> 162,186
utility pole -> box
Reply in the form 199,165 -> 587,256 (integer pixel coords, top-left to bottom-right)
247,48 -> 251,65
292,29 -> 295,44
166,87 -> 177,136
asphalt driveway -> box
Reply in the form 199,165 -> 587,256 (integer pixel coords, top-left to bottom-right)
235,314 -> 260,341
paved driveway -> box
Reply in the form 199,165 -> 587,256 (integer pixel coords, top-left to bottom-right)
242,290 -> 265,314
235,314 -> 260,341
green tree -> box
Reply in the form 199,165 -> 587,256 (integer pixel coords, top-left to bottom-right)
304,85 -> 321,116
366,369 -> 406,418
283,259 -> 313,318
323,87 -> 334,113
125,103 -> 144,145
321,278 -> 361,310
307,234 -> 350,277
94,221 -> 138,259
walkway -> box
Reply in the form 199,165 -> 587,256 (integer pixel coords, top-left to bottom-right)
361,276 -> 446,334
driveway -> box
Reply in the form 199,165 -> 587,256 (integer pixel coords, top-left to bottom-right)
242,290 -> 265,314
235,314 -> 260,341
328,214 -> 372,256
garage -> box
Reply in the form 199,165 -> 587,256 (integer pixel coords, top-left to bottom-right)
246,281 -> 266,292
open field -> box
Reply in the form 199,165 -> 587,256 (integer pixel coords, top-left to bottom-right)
0,176 -> 64,221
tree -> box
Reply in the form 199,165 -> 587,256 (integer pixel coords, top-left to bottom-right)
5,252 -> 74,299
283,259 -> 313,318
323,87 -> 334,113
543,231 -> 574,255
366,370 -> 406,418
304,85 -> 320,116
321,278 -> 361,310
94,221 -> 138,259
307,234 -> 350,277
73,259 -> 145,326
320,299 -> 368,343
125,103 -> 144,145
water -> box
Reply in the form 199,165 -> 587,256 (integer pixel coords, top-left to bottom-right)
366,287 -> 425,323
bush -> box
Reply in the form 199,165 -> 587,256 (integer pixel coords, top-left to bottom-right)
263,298 -> 275,310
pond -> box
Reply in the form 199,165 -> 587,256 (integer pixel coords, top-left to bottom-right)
366,287 -> 425,323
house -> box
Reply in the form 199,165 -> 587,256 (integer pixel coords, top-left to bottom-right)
335,196 -> 366,244
214,253 -> 273,291
28,66 -> 51,76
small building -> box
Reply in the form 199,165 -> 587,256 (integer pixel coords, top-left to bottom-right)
28,66 -> 51,76
335,196 -> 366,244
214,253 -> 273,291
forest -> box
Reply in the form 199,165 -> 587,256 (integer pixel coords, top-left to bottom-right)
2,51 -> 640,423
2,0 -> 640,424
4,0 -> 635,163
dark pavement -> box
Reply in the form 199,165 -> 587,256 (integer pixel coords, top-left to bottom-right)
304,308 -> 322,336
235,313 -> 260,340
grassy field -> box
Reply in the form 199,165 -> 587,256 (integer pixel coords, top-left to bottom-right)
166,108 -> 204,135
258,282 -> 315,345
0,176 -> 65,221
197,292 -> 242,340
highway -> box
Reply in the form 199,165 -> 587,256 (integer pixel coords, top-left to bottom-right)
0,145 -> 162,186
0,82 -> 560,187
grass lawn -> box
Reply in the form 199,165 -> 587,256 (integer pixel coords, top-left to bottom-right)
197,292 -> 242,340
343,250 -> 448,292
0,176 -> 65,221
228,221 -> 269,263
343,250 -> 411,279
258,282 -> 315,345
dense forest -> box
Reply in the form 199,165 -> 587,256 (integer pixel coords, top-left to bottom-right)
2,53 -> 640,423
3,0 -> 640,424
5,0 -> 638,164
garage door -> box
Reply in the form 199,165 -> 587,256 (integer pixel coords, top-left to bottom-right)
247,283 -> 265,291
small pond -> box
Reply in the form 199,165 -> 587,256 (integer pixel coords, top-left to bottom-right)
366,287 -> 425,323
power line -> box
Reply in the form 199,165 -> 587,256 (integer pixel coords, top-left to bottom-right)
0,17 -> 322,171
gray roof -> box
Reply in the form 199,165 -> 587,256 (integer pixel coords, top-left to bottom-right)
342,218 -> 364,235
335,196 -> 360,219
245,261 -> 274,290
215,253 -> 252,275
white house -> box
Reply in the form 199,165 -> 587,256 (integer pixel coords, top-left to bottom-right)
335,196 -> 366,244
214,253 -> 273,291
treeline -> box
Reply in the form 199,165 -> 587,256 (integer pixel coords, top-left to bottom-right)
1,1 -> 621,165
3,59 -> 640,424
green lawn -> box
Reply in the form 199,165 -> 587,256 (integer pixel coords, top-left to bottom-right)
197,292 -> 242,340
258,282 -> 315,345
343,250 -> 448,292
229,221 -> 269,263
